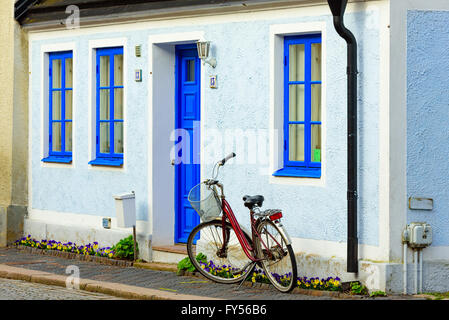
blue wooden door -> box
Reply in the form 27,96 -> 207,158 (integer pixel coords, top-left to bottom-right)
174,45 -> 201,243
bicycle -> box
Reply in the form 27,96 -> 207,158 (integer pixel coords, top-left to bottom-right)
186,153 -> 298,293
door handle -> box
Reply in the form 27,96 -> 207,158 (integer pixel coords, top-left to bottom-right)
171,159 -> 175,166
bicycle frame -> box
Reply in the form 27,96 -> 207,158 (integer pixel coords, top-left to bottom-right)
206,163 -> 285,265
219,194 -> 280,263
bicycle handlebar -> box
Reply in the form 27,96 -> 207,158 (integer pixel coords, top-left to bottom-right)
219,152 -> 236,166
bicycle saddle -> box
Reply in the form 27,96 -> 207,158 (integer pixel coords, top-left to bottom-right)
242,195 -> 264,209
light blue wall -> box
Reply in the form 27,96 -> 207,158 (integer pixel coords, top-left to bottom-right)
31,9 -> 381,245
407,10 -> 449,246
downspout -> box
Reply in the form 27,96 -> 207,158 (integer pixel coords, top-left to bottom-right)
327,0 -> 358,273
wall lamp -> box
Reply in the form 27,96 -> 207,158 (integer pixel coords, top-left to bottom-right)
196,41 -> 217,68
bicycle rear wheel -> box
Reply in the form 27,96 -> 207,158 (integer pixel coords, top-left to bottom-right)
255,219 -> 297,293
187,220 -> 253,284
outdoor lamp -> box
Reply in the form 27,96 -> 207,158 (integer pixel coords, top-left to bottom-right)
196,41 -> 217,68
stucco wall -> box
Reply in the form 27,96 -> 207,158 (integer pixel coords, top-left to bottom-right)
0,1 -> 15,207
28,4 -> 382,255
407,10 -> 449,246
0,0 -> 28,246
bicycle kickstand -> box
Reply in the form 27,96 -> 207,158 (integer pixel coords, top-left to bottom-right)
236,261 -> 257,291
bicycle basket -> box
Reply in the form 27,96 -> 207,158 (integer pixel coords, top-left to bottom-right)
188,182 -> 222,222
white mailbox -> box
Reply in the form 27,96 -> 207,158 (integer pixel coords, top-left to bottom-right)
114,192 -> 136,228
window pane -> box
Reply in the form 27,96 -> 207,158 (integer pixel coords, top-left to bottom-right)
100,89 -> 110,120
65,122 -> 72,152
65,58 -> 73,88
311,43 -> 322,82
100,55 -> 110,87
52,122 -> 62,152
114,88 -> 123,120
289,44 -> 305,82
114,54 -> 123,86
311,84 -> 321,122
52,91 -> 62,120
99,122 -> 110,154
65,90 -> 73,120
114,122 -> 123,154
311,124 -> 321,162
289,85 -> 304,122
186,59 -> 195,82
52,59 -> 62,89
289,124 -> 304,162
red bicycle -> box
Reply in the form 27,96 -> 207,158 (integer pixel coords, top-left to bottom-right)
187,153 -> 298,293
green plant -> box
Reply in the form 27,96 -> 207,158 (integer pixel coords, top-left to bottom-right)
350,281 -> 368,295
177,253 -> 207,274
111,235 -> 138,260
370,290 -> 387,297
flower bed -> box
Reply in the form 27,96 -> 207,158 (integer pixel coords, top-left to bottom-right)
13,235 -> 133,267
196,260 -> 342,293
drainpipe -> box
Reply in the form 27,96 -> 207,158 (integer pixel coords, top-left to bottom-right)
327,0 -> 358,273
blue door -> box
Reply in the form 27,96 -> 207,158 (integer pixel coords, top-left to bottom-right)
174,45 -> 201,243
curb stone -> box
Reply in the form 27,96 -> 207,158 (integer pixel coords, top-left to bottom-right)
0,264 -> 219,300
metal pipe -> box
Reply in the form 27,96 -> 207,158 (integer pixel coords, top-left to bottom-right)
327,0 -> 358,273
419,249 -> 423,293
403,243 -> 407,295
414,250 -> 418,294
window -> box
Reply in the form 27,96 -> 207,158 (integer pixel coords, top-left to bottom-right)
274,34 -> 322,178
42,51 -> 73,163
89,47 -> 124,166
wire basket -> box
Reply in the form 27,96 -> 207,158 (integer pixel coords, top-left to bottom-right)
188,182 -> 222,222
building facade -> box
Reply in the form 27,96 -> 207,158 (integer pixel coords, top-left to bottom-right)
13,0 -> 449,293
0,0 -> 28,247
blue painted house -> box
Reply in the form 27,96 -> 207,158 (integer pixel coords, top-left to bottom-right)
15,0 -> 449,293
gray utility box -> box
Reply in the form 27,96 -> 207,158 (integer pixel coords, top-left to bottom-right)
114,192 -> 136,228
406,222 -> 432,248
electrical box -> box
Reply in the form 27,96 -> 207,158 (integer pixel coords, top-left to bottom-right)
406,222 -> 432,248
114,192 -> 136,228
102,217 -> 111,229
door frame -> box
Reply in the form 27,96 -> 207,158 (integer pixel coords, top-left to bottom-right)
147,32 -> 205,247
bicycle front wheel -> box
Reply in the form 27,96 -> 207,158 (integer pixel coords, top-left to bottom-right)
255,219 -> 297,293
187,220 -> 253,284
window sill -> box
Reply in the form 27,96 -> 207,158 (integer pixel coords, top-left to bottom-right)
273,167 -> 321,178
88,157 -> 123,167
41,156 -> 72,164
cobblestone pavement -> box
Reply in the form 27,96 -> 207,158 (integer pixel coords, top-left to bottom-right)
0,247 -> 334,300
0,277 -> 124,300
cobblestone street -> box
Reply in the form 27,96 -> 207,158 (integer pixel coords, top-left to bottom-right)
0,277 -> 123,300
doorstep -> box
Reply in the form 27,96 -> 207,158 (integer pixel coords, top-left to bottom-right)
151,244 -> 189,264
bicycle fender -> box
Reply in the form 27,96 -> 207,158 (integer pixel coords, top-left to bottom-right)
276,222 -> 292,245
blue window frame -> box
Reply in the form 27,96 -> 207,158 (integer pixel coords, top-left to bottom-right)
42,51 -> 73,163
89,47 -> 124,166
274,34 -> 322,178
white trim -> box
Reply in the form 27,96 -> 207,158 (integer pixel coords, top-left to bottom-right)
39,42 -> 77,169
268,21 -> 327,187
148,31 -> 205,246
87,37 -> 128,172
376,0 -> 391,262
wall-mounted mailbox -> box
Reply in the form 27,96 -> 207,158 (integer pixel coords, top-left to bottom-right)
114,192 -> 136,228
